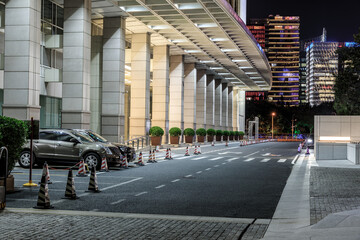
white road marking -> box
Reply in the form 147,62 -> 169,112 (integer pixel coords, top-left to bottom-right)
135,191 -> 148,196
291,155 -> 300,165
177,156 -> 190,159
185,175 -> 192,178
244,151 -> 259,158
196,171 -> 202,174
155,185 -> 165,189
277,159 -> 287,163
192,156 -> 206,160
214,165 -> 220,167
244,158 -> 255,162
222,163 -> 226,165
262,153 -> 271,156
261,158 -> 271,162
209,157 -> 223,161
227,157 -> 238,162
110,199 -> 125,205
205,168 -> 211,171
171,179 -> 180,183
102,177 -> 143,191
218,152 -> 229,155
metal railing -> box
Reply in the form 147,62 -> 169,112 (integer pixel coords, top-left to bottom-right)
124,136 -> 150,150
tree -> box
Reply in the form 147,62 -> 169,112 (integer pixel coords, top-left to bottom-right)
334,29 -> 360,114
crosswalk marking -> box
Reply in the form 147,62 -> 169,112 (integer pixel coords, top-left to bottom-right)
260,158 -> 271,162
191,156 -> 206,160
227,157 -> 238,162
262,153 -> 271,156
177,156 -> 190,159
209,157 -> 223,161
244,158 -> 255,162
277,159 -> 287,163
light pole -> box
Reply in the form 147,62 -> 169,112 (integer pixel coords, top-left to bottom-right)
291,118 -> 297,139
271,112 -> 275,139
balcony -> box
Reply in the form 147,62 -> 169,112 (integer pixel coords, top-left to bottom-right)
45,68 -> 62,82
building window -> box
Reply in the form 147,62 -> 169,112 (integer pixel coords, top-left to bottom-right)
40,95 -> 62,129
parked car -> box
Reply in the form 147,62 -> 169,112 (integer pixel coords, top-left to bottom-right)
19,129 -> 120,169
73,129 -> 136,162
305,134 -> 314,149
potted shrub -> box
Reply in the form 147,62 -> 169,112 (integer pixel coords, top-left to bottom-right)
206,128 -> 216,142
196,128 -> 206,143
169,127 -> 181,145
234,131 -> 240,141
183,128 -> 195,143
216,130 -> 223,141
149,126 -> 164,146
0,116 -> 28,192
229,131 -> 234,141
223,130 -> 230,141
239,131 -> 245,140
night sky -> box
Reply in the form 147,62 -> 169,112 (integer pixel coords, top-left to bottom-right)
247,0 -> 360,42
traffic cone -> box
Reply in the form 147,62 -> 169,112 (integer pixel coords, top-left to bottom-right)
121,154 -> 129,169
185,146 -> 190,156
147,150 -> 153,163
137,152 -> 145,166
169,148 -> 173,160
63,169 -> 78,200
165,148 -> 170,160
100,157 -> 109,172
225,141 -> 228,147
198,145 -> 201,154
152,150 -> 157,163
194,145 -> 198,155
211,141 -> 214,146
76,159 -> 87,177
39,162 -> 52,184
306,146 -> 310,155
34,174 -> 53,209
87,167 -> 100,193
156,145 -> 160,152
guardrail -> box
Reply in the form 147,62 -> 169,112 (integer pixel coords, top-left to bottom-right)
124,136 -> 150,150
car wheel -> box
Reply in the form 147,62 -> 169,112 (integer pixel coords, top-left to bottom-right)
19,150 -> 35,168
84,153 -> 101,170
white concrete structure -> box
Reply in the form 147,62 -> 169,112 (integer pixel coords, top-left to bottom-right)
0,0 -> 272,143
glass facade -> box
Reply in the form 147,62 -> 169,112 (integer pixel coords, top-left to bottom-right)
40,95 -> 62,129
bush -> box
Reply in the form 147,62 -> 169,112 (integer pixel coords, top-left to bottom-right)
223,130 -> 230,136
183,128 -> 195,136
229,131 -> 234,136
239,131 -> 245,136
149,126 -> 164,137
196,128 -> 206,136
0,116 -> 28,175
216,130 -> 223,136
234,131 -> 240,136
169,127 -> 181,137
206,128 -> 216,136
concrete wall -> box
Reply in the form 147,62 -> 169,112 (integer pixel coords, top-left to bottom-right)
315,142 -> 347,160
347,143 -> 360,164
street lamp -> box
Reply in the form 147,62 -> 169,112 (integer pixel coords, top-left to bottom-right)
291,117 -> 297,139
271,112 -> 276,139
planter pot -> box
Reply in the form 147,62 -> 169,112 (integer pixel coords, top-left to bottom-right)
197,136 -> 205,143
223,136 -> 228,141
216,135 -> 222,141
0,175 -> 14,193
207,136 -> 214,142
151,136 -> 162,146
185,136 -> 194,143
240,135 -> 244,140
229,136 -> 234,141
234,136 -> 239,141
170,136 -> 179,145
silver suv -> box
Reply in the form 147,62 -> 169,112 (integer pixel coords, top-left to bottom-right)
19,129 -> 119,169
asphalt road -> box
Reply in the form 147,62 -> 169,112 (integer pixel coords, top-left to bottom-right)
6,141 -> 298,219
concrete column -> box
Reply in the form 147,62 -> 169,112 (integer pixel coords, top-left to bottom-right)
239,90 -> 246,132
196,69 -> 207,129
169,55 -> 184,132
129,33 -> 151,138
228,86 -> 233,131
232,88 -> 239,131
101,17 -> 126,142
90,35 -> 102,134
152,45 -> 170,143
206,75 -> 215,129
222,83 -> 228,130
62,0 -> 92,129
183,63 -> 196,130
214,79 -> 222,129
3,0 -> 41,120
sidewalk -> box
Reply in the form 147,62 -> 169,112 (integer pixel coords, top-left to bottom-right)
263,150 -> 360,240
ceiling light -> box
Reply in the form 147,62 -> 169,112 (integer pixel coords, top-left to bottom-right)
185,50 -> 201,53
210,67 -> 223,70
221,49 -> 238,52
232,59 -> 247,62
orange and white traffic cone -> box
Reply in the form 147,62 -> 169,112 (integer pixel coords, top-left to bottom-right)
147,150 -> 153,163
100,157 -> 109,172
156,145 -> 160,152
169,148 -> 173,160
185,146 -> 190,156
76,159 -> 87,177
225,141 -> 228,147
212,141 -> 215,146
137,152 -> 145,166
40,162 -> 52,184
34,173 -> 53,209
121,155 -> 129,169
198,145 -> 201,154
194,145 -> 198,155
152,150 -> 157,163
165,148 -> 170,160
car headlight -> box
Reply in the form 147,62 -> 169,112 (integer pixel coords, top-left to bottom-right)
307,139 -> 313,143
104,147 -> 112,155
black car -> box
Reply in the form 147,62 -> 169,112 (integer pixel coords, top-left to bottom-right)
73,129 -> 136,162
